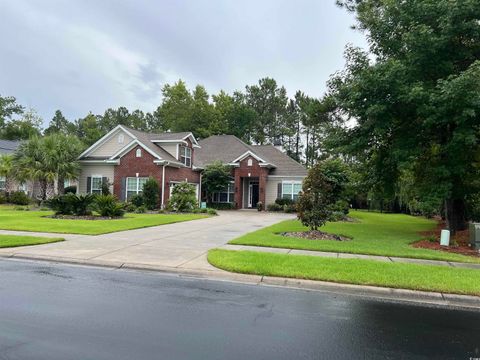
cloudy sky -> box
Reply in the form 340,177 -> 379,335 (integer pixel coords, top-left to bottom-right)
0,0 -> 366,125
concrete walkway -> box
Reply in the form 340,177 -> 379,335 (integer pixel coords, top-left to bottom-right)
220,244 -> 480,269
0,211 -> 294,271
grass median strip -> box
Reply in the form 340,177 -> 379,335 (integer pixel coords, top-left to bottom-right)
208,249 -> 480,296
229,211 -> 480,263
0,234 -> 64,248
0,206 -> 208,235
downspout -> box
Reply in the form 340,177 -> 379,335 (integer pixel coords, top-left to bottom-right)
198,172 -> 202,205
161,163 -> 168,209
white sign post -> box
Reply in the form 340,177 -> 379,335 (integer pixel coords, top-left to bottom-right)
440,229 -> 450,247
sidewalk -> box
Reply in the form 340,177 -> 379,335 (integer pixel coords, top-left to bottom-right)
220,244 -> 480,270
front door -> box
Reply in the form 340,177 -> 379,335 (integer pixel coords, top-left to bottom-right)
248,181 -> 259,208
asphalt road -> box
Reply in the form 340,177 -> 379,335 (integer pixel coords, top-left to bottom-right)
0,259 -> 479,360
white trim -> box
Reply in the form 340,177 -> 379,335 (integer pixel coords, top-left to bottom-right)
151,140 -> 188,144
161,165 -> 166,209
182,133 -> 200,147
78,159 -> 120,164
91,175 -> 103,194
125,176 -> 148,200
268,175 -> 306,178
281,180 -> 302,200
231,150 -> 267,164
78,125 -> 137,159
109,139 -> 162,160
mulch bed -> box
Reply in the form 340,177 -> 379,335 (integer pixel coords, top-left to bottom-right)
281,231 -> 350,241
413,218 -> 480,257
45,215 -> 124,221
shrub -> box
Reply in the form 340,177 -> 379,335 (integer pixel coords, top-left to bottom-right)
64,185 -> 77,194
124,203 -> 137,213
297,164 -> 335,230
95,195 -> 125,217
207,202 -> 235,210
9,191 -> 30,205
283,203 -> 297,213
329,200 -> 350,215
135,205 -> 147,214
101,181 -> 111,195
329,211 -> 349,222
46,194 -> 74,215
275,198 -> 295,206
129,194 -> 144,207
267,203 -> 283,212
46,193 -> 96,216
167,182 -> 197,212
207,208 -> 218,215
257,201 -> 263,211
71,194 -> 96,216
142,177 -> 160,210
0,192 -> 7,204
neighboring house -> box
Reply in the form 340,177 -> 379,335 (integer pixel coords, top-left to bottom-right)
78,125 -> 307,209
0,139 -> 28,194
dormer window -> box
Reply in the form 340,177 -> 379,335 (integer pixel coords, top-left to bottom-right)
136,148 -> 142,158
180,146 -> 192,167
247,159 -> 253,166
118,134 -> 125,144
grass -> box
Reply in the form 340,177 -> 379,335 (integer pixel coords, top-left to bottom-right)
0,234 -> 64,248
208,249 -> 480,296
229,211 -> 480,263
0,205 -> 209,235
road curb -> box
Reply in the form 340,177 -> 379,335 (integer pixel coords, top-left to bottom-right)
2,254 -> 479,310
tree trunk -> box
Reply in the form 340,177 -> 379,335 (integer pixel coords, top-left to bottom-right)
57,176 -> 65,195
445,198 -> 467,235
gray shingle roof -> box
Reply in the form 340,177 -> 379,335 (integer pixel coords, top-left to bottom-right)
0,140 -> 21,155
250,145 -> 307,176
195,135 -> 307,176
123,127 -> 180,163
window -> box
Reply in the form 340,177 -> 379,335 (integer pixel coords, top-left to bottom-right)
118,134 -> 125,144
64,179 -> 71,188
247,159 -> 253,166
180,146 -> 192,167
0,176 -> 5,191
212,182 -> 235,203
18,183 -> 27,193
136,148 -> 142,157
282,181 -> 302,201
126,177 -> 148,199
91,176 -> 103,194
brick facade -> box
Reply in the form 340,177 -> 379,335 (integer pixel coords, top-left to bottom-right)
233,156 -> 269,209
113,143 -> 200,206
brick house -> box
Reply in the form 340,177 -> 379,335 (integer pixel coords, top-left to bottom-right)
78,126 -> 307,209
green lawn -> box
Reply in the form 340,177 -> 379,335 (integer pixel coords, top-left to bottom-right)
0,206 -> 209,235
208,249 -> 480,296
230,211 -> 480,263
0,234 -> 64,248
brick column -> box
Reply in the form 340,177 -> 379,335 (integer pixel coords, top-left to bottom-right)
259,170 -> 267,210
234,172 -> 242,209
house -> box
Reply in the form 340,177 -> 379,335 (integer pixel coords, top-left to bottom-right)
78,125 -> 307,209
0,140 -> 29,194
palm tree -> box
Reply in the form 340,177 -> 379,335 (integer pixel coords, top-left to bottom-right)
13,134 -> 84,199
0,154 -> 13,192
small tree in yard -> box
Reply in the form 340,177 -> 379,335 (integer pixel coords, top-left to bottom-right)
168,182 -> 197,212
201,161 -> 231,203
142,177 -> 160,210
297,164 -> 335,231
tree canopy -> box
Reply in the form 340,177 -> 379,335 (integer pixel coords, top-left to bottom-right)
329,0 -> 480,232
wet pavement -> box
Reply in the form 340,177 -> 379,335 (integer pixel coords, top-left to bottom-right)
0,259 -> 479,360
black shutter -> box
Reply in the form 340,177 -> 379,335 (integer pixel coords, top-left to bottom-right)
277,182 -> 282,200
120,177 -> 126,201
87,177 -> 92,194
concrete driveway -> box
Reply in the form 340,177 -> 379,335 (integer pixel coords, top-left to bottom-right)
0,211 -> 293,272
